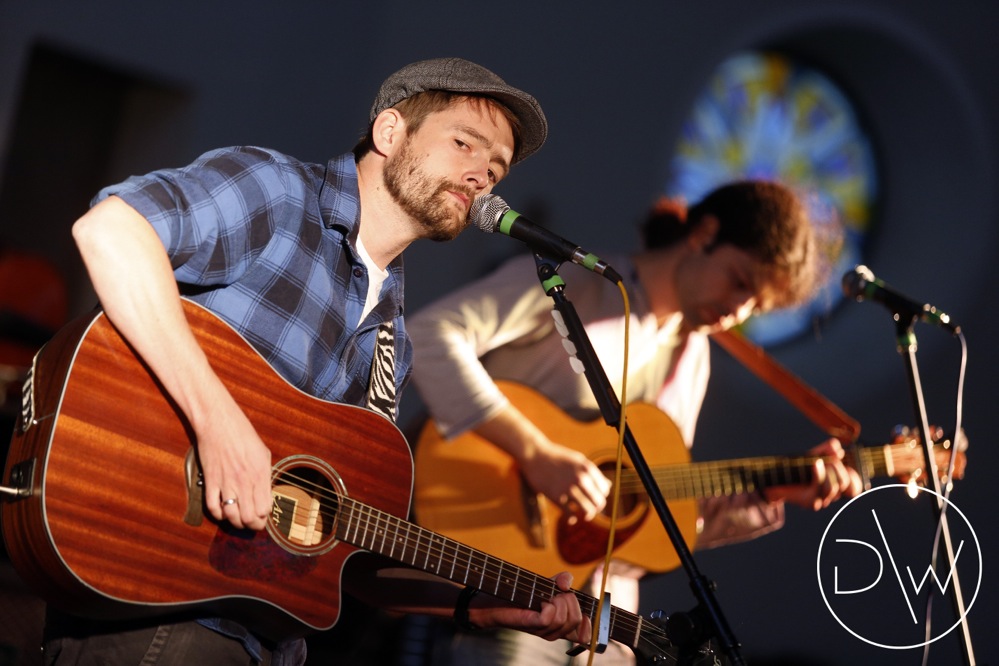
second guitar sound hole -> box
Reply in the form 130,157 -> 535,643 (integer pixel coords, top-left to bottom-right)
598,461 -> 642,520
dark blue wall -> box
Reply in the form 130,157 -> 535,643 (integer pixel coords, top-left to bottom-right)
1,2 -> 995,663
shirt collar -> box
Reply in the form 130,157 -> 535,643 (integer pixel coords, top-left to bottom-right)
319,152 -> 361,235
320,152 -> 406,312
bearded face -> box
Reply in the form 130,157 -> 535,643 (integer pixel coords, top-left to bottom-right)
383,135 -> 475,242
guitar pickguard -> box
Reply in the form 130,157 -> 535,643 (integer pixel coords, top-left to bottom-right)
209,523 -> 318,581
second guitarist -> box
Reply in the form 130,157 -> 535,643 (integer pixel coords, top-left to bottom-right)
408,183 -> 864,665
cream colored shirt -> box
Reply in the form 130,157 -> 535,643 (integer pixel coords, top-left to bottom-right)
408,252 -> 782,549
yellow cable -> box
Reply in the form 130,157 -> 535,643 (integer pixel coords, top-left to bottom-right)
586,279 -> 630,665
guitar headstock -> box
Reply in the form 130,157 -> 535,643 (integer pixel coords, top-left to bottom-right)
885,425 -> 968,489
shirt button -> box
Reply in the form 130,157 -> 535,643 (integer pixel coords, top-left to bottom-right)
353,267 -> 364,278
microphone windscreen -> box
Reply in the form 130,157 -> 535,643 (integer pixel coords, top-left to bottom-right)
842,265 -> 874,299
469,194 -> 509,234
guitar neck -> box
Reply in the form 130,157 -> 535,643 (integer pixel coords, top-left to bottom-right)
646,445 -> 895,501
335,495 -> 660,650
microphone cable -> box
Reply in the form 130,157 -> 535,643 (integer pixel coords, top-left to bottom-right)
921,329 -> 969,666
585,276 -> 631,666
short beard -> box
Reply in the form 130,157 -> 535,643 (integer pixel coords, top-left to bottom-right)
384,138 -> 472,242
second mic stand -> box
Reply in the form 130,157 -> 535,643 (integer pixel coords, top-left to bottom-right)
532,253 -> 745,666
893,319 -> 975,665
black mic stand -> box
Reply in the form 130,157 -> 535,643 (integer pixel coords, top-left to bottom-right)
531,253 -> 746,666
892,316 -> 975,665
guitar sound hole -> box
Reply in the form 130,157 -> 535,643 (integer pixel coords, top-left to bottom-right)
268,455 -> 343,556
598,462 -> 641,518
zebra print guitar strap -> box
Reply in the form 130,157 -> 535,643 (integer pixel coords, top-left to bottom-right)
366,321 -> 397,421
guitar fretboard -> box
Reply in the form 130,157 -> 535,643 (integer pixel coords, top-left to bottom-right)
335,494 -> 668,653
614,444 -> 908,500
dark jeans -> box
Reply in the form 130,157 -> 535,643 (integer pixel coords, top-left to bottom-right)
42,610 -> 306,666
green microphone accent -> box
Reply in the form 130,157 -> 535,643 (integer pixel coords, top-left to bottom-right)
497,210 -> 520,235
541,274 -> 565,293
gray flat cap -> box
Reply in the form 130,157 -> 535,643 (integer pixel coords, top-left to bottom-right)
370,57 -> 548,164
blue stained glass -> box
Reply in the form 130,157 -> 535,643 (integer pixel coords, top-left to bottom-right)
665,51 -> 878,345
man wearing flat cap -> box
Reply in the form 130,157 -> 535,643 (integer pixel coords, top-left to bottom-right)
44,58 -> 587,665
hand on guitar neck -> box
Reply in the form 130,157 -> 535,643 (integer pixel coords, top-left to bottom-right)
760,425 -> 967,510
761,438 -> 864,511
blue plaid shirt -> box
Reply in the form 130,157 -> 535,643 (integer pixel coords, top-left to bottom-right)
96,147 -> 413,663
96,147 -> 412,406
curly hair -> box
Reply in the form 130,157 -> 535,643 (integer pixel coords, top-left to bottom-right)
642,181 -> 822,308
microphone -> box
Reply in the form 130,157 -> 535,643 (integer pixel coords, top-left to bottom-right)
841,265 -> 960,334
469,194 -> 622,283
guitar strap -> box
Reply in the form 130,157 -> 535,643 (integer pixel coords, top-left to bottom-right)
710,329 -> 861,443
366,321 -> 397,421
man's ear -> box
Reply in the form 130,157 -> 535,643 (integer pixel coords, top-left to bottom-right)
370,108 -> 408,157
688,213 -> 720,251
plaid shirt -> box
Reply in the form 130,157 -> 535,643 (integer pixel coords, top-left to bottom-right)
96,147 -> 412,406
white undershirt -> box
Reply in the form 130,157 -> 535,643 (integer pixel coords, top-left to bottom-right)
355,235 -> 389,325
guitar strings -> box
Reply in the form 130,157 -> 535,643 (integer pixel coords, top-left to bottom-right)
341,494 -> 670,651
611,441 -> 921,497
643,455 -> 819,496
260,442 -> 932,661
266,469 -> 672,651
272,469 -> 576,603
268,440 -> 931,651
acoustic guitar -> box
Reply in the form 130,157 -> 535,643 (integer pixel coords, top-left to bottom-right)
413,382 -> 966,583
0,300 -> 678,663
